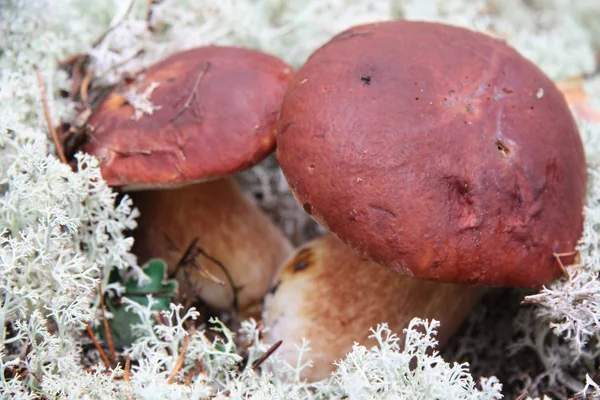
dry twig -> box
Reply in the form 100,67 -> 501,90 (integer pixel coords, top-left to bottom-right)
169,62 -> 211,123
124,356 -> 131,383
34,65 -> 68,164
98,281 -> 117,366
80,70 -> 94,110
251,340 -> 283,370
167,334 -> 190,384
554,251 -> 578,279
85,322 -> 111,369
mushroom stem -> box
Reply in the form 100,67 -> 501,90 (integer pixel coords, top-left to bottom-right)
263,234 -> 484,382
131,176 -> 294,316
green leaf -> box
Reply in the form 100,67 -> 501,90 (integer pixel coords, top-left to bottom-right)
99,259 -> 178,347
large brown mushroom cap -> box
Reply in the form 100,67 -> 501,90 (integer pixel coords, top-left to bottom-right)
82,46 -> 293,190
277,21 -> 587,288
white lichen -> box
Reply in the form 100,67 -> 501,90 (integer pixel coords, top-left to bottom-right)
2,0 -> 600,398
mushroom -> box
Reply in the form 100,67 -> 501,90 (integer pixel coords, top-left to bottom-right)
276,21 -> 588,288
81,46 -> 294,315
263,234 -> 483,381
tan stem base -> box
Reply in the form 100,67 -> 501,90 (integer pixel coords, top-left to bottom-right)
130,177 -> 293,314
263,234 -> 484,382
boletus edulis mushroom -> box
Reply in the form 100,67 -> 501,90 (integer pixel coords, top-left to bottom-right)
276,21 -> 588,288
263,234 -> 483,381
81,46 -> 294,315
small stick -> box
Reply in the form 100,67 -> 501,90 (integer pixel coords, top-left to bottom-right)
34,65 -> 68,164
251,340 -> 282,370
167,334 -> 190,384
173,237 -> 225,286
173,237 -> 200,277
98,282 -> 117,365
85,322 -> 111,369
194,359 -> 204,375
80,70 -> 94,110
196,247 -> 239,310
184,368 -> 195,386
554,251 -> 578,279
70,61 -> 83,99
124,356 -> 131,383
514,391 -> 528,400
169,62 -> 211,123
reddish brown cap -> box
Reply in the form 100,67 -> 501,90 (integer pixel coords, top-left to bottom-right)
276,21 -> 587,288
81,46 -> 293,190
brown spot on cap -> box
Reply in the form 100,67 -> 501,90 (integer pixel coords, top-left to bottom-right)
276,20 -> 587,288
81,46 -> 294,190
288,248 -> 314,272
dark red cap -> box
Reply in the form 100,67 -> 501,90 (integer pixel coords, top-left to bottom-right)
276,21 -> 587,288
82,46 -> 293,190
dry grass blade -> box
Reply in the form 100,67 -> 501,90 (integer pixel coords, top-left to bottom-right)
252,340 -> 283,370
80,70 -> 94,110
98,281 -> 117,365
85,322 -> 111,369
514,391 -> 528,400
554,251 -> 578,279
167,334 -> 190,384
34,65 -> 68,164
169,62 -> 211,123
124,356 -> 131,383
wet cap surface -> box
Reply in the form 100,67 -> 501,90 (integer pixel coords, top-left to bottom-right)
82,46 -> 293,189
276,21 -> 587,288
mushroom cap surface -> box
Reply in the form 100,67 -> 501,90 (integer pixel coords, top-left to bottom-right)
82,46 -> 293,190
276,21 -> 587,288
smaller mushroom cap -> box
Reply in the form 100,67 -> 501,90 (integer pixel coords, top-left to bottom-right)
263,234 -> 482,382
81,46 -> 293,190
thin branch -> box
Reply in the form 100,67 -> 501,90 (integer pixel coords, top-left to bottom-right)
168,62 -> 211,123
124,356 -> 131,383
85,322 -> 111,369
34,65 -> 68,164
172,236 -> 225,286
98,281 -> 116,365
70,60 -> 83,100
80,70 -> 94,110
184,368 -> 195,386
251,340 -> 283,370
554,251 -> 578,279
167,334 -> 190,384
514,391 -> 528,400
196,246 -> 240,310
97,48 -> 145,81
